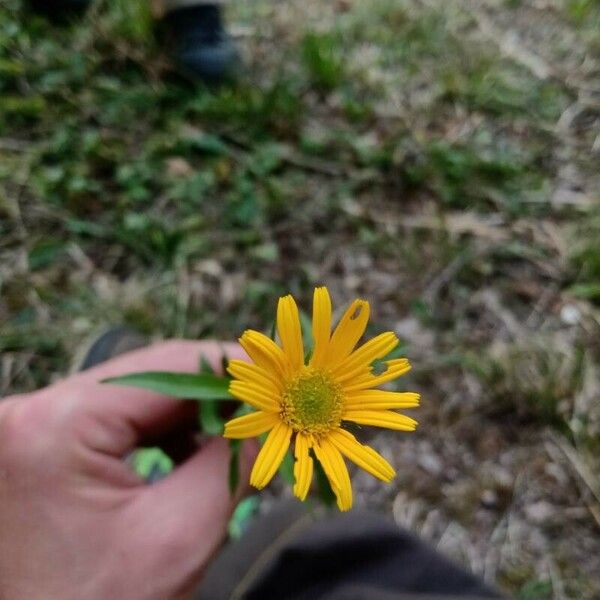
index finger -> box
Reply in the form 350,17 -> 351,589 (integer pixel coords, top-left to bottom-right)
38,340 -> 247,455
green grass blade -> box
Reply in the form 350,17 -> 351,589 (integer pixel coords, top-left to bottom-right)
199,400 -> 225,435
279,450 -> 295,484
313,453 -> 336,507
228,439 -> 242,495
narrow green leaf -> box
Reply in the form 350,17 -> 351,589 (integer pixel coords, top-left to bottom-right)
186,133 -> 229,156
199,355 -> 215,375
220,353 -> 229,376
373,343 -> 408,374
233,403 -> 253,418
228,439 -> 241,495
299,309 -> 314,352
228,496 -> 260,539
199,400 -> 224,435
569,283 -> 600,300
279,450 -> 295,484
383,342 -> 408,360
102,371 -> 232,400
313,452 -> 336,507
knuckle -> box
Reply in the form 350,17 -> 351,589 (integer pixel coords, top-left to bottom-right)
65,405 -> 117,451
0,397 -> 37,463
0,388 -> 69,466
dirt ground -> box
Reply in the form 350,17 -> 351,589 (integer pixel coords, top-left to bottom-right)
1,0 -> 599,597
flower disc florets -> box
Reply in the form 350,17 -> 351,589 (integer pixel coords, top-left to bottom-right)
280,368 -> 344,435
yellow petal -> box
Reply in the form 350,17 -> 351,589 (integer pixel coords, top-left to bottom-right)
293,433 -> 313,501
329,428 -> 395,481
321,438 -> 352,511
239,330 -> 290,381
250,421 -> 292,489
276,295 -> 304,370
332,332 -> 399,383
344,390 -> 420,411
343,409 -> 418,431
312,439 -> 339,490
318,438 -> 353,511
224,411 -> 280,439
325,299 -> 370,368
343,358 -> 411,392
309,287 -> 332,369
227,359 -> 283,394
229,381 -> 280,412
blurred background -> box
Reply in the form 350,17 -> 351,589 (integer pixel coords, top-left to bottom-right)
1,0 -> 599,597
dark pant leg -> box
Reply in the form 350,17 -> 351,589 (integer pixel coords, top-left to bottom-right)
197,502 -> 506,600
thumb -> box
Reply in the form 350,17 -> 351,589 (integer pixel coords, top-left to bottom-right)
133,437 -> 257,574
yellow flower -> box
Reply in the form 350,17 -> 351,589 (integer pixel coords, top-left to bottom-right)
224,287 -> 419,511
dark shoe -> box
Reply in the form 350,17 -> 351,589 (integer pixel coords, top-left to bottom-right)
77,326 -> 147,371
164,4 -> 238,82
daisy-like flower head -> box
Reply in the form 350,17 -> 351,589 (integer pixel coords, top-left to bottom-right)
224,287 -> 419,511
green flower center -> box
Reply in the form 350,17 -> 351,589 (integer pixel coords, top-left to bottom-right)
280,368 -> 344,435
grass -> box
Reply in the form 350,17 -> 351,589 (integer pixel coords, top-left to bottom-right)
465,339 -> 586,430
569,208 -> 600,302
302,32 -> 345,91
1,0 -> 599,596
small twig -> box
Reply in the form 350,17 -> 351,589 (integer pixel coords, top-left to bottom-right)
279,149 -> 344,177
7,158 -> 33,241
369,212 -> 511,243
549,433 -> 600,531
473,288 -> 525,340
525,282 -> 560,328
423,249 -> 477,306
472,9 -> 552,81
221,132 -> 345,177
547,555 -> 567,600
483,510 -> 510,584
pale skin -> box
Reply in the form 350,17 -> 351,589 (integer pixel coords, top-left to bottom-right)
0,340 -> 257,600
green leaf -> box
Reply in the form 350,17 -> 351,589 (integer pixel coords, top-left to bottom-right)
28,240 -> 66,271
228,439 -> 241,495
102,371 -> 232,400
0,58 -> 24,76
299,309 -> 314,350
229,496 -> 260,539
199,400 -> 224,435
569,283 -> 600,300
199,355 -> 215,375
299,309 -> 314,363
279,450 -> 295,484
372,343 -> 408,374
221,353 -> 230,376
185,133 -> 229,156
313,452 -> 336,507
131,447 -> 173,480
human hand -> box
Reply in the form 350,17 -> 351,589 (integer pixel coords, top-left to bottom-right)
0,340 -> 256,600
